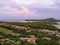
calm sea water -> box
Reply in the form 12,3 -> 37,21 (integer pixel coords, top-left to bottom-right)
54,22 -> 60,29
5,20 -> 37,22
57,22 -> 60,25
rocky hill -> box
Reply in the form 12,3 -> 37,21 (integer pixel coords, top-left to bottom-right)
25,18 -> 60,22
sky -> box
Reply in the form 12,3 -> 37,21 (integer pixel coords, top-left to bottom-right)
0,0 -> 60,21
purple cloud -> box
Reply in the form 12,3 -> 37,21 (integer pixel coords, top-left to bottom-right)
0,0 -> 60,21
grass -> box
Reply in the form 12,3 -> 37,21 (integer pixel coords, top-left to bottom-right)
0,35 -> 4,38
0,27 -> 21,36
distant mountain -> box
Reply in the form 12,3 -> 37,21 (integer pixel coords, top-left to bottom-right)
0,18 -> 60,22
25,18 -> 60,22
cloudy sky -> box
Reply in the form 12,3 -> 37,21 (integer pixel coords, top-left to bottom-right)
0,0 -> 60,21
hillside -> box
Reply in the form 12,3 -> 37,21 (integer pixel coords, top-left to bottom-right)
0,21 -> 60,45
